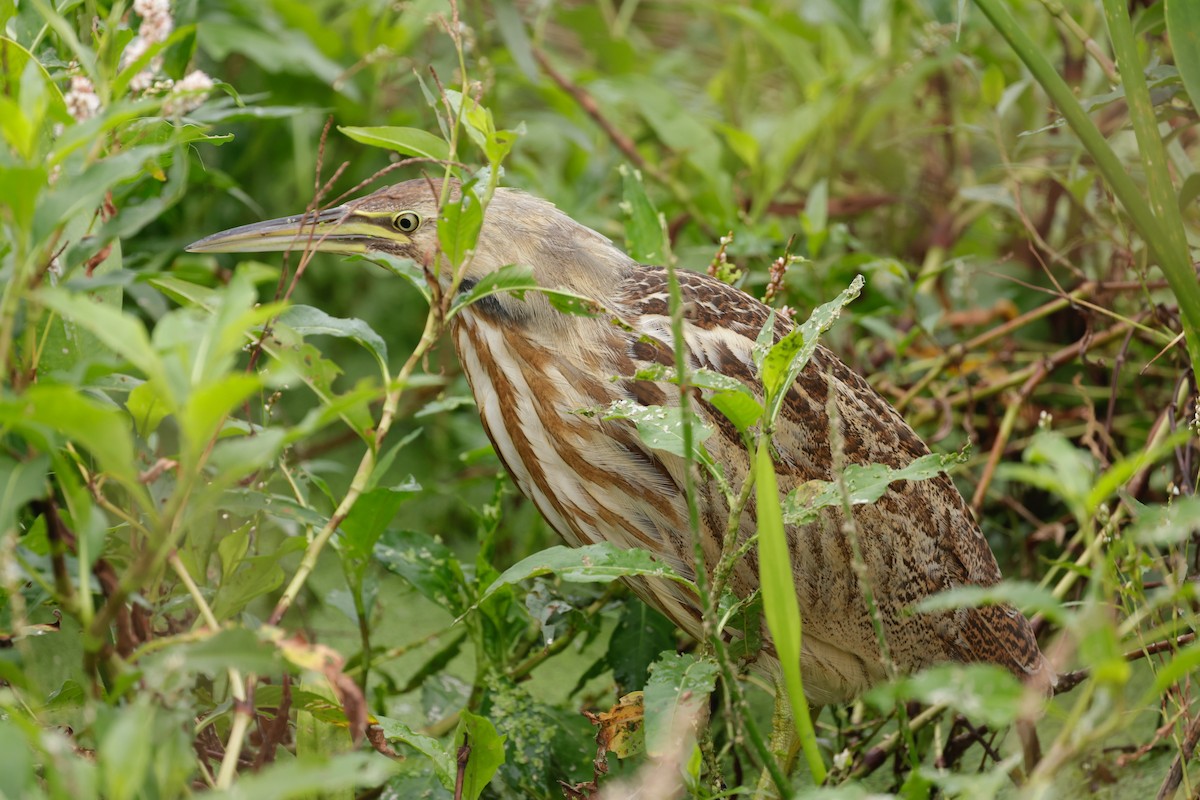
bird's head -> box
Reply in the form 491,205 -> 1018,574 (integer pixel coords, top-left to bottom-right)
186,178 -> 634,327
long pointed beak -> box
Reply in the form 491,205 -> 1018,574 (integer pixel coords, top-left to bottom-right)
185,205 -> 393,255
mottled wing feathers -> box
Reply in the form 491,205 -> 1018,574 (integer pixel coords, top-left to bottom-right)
611,267 -> 1050,692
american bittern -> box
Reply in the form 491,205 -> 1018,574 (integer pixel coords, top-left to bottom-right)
188,178 -> 1054,704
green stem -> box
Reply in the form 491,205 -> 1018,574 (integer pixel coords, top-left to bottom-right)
973,0 -> 1200,374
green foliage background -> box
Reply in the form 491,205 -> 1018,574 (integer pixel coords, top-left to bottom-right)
2,0 -> 1200,797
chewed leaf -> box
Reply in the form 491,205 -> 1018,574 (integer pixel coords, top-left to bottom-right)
475,543 -> 694,607
600,399 -> 714,461
619,164 -> 667,263
761,275 -> 864,424
782,448 -> 967,525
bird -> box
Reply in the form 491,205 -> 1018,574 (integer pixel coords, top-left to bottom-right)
187,177 -> 1054,705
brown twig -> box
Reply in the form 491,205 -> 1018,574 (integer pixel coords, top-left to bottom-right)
251,674 -> 292,769
1054,633 -> 1198,696
532,46 -> 659,184
1156,702 -> 1200,800
969,358 -> 1051,513
454,733 -> 470,800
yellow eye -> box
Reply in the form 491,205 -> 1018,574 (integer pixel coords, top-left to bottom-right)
392,211 -> 420,233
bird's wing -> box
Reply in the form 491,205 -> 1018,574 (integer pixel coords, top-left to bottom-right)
610,267 -> 1051,690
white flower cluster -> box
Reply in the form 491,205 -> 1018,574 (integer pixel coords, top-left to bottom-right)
162,69 -> 214,116
64,75 -> 100,121
122,0 -> 213,115
123,0 -> 173,92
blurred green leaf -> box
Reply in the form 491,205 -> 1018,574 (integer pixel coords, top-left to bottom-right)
864,664 -> 1025,728
1167,0 -> 1200,143
37,287 -> 164,386
150,628 -> 283,676
643,652 -> 718,757
338,485 -> 414,563
0,454 -> 48,533
998,431 -> 1094,524
916,581 -> 1067,626
1129,497 -> 1200,545
203,752 -> 398,800
0,384 -> 140,490
98,700 -> 156,800
608,601 -> 677,691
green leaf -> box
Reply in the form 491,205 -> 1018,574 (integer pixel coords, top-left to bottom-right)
338,486 -> 414,563
34,143 -> 172,241
720,590 -> 764,663
762,275 -> 863,425
180,373 -> 262,455
608,602 -> 678,691
349,253 -> 432,304
756,438 -> 825,782
492,0 -> 538,80
0,454 -> 48,533
1149,639 -> 1200,697
864,664 -> 1024,728
997,431 -> 1094,524
915,581 -> 1067,626
296,677 -> 352,775
36,287 -> 163,386
627,364 -> 762,434
1129,497 -> 1200,545
476,543 -> 693,607
98,706 -> 154,800
202,752 -> 398,800
374,716 -> 455,790
619,164 -> 667,263
599,400 -> 714,462
782,449 -> 968,525
211,548 -> 291,620
452,712 -> 506,800
147,628 -> 282,676
1085,427 -> 1192,514
338,126 -> 450,162
1167,0 -> 1200,137
449,263 -> 533,317
280,305 -> 389,370
643,652 -> 718,757
374,530 -> 469,613
0,385 -> 140,490
438,186 -> 483,268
